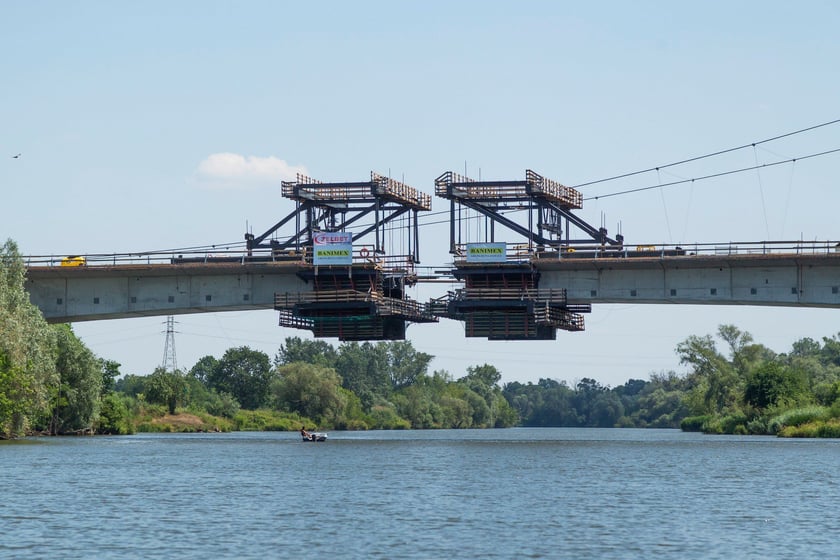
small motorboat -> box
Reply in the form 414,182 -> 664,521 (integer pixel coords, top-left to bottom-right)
302,432 -> 328,442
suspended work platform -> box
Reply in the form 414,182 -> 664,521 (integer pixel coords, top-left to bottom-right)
431,169 -> 609,339
431,260 -> 590,340
245,171 -> 435,341
274,261 -> 437,341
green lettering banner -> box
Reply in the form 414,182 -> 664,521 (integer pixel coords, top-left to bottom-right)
466,243 -> 506,263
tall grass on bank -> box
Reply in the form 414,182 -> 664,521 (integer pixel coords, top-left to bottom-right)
767,406 -> 830,434
779,418 -> 840,438
233,409 -> 312,431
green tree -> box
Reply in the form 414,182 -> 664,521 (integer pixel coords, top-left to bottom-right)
677,333 -> 740,415
386,341 -> 433,390
461,386 -> 491,427
503,378 -> 578,427
115,373 -> 147,397
275,337 -> 338,368
590,392 -> 625,427
633,376 -> 689,428
393,382 -> 442,428
790,337 -> 821,358
100,359 -> 121,395
718,325 -> 759,373
47,324 -> 103,434
208,347 -> 273,410
463,364 -> 502,387
189,355 -> 219,385
367,404 -> 411,429
97,392 -> 134,434
437,393 -> 473,428
0,351 -> 31,437
813,381 -> 840,406
744,362 -> 807,410
335,342 -> 390,409
0,240 -> 59,437
184,375 -> 240,418
271,362 -> 346,425
145,367 -> 187,414
459,364 -> 512,427
819,334 -> 840,366
573,378 -> 607,425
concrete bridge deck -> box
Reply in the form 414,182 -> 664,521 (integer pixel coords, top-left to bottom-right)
25,261 -> 309,322
23,241 -> 840,324
535,250 -> 840,308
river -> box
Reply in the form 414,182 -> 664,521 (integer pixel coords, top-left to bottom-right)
2,428 -> 838,559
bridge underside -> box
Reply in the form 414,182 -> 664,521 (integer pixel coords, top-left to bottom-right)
25,262 -> 307,323
23,252 -> 840,339
24,261 -> 439,341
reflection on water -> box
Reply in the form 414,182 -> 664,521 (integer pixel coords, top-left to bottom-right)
3,429 -> 839,559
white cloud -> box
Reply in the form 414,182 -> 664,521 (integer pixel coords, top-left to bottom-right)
192,153 -> 307,189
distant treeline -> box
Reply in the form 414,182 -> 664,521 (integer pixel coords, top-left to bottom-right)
111,339 -> 519,434
3,238 -> 840,438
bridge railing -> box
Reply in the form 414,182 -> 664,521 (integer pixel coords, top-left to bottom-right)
22,248 -> 294,268
451,240 -> 840,264
24,239 -> 840,271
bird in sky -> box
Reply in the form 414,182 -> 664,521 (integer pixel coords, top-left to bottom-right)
12,153 -> 21,159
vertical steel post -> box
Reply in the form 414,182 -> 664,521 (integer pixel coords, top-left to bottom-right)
413,209 -> 420,263
450,199 -> 456,254
375,198 -> 381,253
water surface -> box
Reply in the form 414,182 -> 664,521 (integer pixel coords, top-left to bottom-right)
3,429 -> 838,559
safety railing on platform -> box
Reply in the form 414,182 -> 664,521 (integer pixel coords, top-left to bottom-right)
274,290 -> 436,322
277,310 -> 314,330
450,240 -> 840,265
463,311 -> 541,339
525,169 -> 583,209
371,172 -> 432,210
456,287 -> 569,305
533,307 -> 586,331
374,296 -> 437,322
279,172 -> 431,210
274,290 -> 375,309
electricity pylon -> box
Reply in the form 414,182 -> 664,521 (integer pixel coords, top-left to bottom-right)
161,316 -> 178,373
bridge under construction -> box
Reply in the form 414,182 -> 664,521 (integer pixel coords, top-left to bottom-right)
23,169 -> 840,341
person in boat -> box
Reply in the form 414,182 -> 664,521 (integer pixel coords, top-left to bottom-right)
300,426 -> 313,441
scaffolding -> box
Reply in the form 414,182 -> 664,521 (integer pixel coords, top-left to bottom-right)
434,169 -> 622,255
431,170 -> 601,339
247,171 -> 430,268
248,171 -> 436,341
432,263 -> 589,340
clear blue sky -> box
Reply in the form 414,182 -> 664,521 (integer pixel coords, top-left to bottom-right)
3,1 -> 840,387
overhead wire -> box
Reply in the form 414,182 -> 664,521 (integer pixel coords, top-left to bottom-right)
167,120 -> 840,252
317,143 -> 840,230
572,117 -> 840,189
585,147 -> 840,201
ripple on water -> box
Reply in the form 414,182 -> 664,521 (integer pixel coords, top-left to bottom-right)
2,429 -> 839,559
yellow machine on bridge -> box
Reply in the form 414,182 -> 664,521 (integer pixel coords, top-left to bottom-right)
60,256 -> 86,267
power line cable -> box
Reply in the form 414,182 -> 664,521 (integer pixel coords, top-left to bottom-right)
586,147 -> 840,201
572,118 -> 840,189
186,135 -> 840,244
